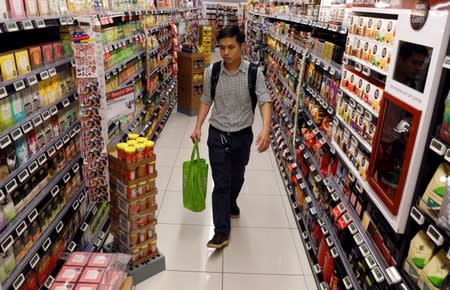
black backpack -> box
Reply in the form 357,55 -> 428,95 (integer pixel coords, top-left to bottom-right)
210,61 -> 259,112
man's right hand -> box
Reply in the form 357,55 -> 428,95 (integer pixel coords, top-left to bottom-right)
191,128 -> 201,143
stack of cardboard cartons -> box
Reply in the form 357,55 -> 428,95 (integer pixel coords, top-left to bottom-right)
199,25 -> 214,65
108,136 -> 158,266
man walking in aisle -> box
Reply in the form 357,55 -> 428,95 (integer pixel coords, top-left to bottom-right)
190,26 -> 272,249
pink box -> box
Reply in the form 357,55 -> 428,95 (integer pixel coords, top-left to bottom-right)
75,284 -> 99,290
55,266 -> 83,283
88,253 -> 111,268
66,252 -> 91,267
79,267 -> 105,284
50,283 -> 76,290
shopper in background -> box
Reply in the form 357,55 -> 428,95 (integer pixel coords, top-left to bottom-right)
190,26 -> 272,249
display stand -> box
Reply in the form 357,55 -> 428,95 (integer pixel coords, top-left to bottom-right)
177,51 -> 204,116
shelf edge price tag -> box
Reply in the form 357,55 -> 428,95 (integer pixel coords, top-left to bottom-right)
0,86 -> 7,99
55,140 -> 63,150
28,208 -> 38,223
5,178 -> 18,194
22,20 -> 33,30
18,169 -> 29,183
63,172 -> 71,184
11,128 -> 23,141
72,200 -> 80,210
36,19 -> 46,28
16,220 -> 27,236
63,134 -> 70,144
42,237 -> 52,251
50,106 -> 58,115
331,247 -> 339,258
62,98 -> 70,108
354,62 -> 363,72
13,273 -> 25,290
6,21 -> 19,32
37,154 -> 47,165
60,17 -> 67,25
56,221 -> 64,233
40,70 -> 49,80
430,138 -> 446,155
426,224 -> 444,246
314,264 -> 321,274
67,241 -> 76,252
48,68 -> 57,77
67,17 -> 74,25
14,80 -> 26,91
410,206 -> 425,225
343,277 -> 352,290
0,135 -> 11,149
51,185 -> 59,197
30,253 -> 40,269
22,122 -> 33,134
362,66 -> 371,77
47,146 -> 56,157
326,236 -> 334,247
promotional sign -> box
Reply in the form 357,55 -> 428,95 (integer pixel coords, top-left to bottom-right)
107,86 -> 135,121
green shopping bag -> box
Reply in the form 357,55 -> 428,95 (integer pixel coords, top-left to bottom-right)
183,142 -> 208,212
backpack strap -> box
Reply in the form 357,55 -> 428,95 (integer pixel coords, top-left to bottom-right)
248,62 -> 258,113
210,61 -> 222,102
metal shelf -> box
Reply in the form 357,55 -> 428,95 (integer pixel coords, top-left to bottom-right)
0,89 -> 77,146
2,162 -> 84,290
0,15 -> 75,33
0,120 -> 81,192
267,32 -> 342,79
103,32 -> 146,53
343,54 -> 387,81
271,114 -> 360,290
444,56 -> 450,69
429,137 -> 450,163
88,216 -> 111,252
304,85 -> 335,116
104,50 -> 145,77
117,68 -> 144,89
340,87 -> 379,118
335,114 -> 372,153
0,57 -> 74,96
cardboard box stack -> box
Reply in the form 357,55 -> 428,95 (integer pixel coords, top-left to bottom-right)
198,25 -> 213,65
108,135 -> 158,266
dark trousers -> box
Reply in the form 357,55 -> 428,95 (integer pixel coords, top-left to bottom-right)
207,125 -> 253,236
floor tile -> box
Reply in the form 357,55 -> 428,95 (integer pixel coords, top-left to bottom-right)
231,195 -> 289,229
281,193 -> 299,229
291,229 -> 313,276
154,148 -> 179,167
305,275 -> 319,290
156,133 -> 185,149
158,191 -> 213,226
156,190 -> 166,218
247,151 -> 274,170
136,271 -> 222,290
242,170 -> 281,195
156,224 -> 223,272
155,165 -> 173,191
223,227 -> 302,275
223,273 -> 308,290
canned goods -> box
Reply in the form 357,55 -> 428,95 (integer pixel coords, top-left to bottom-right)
127,184 -> 137,199
130,233 -> 138,246
136,137 -> 147,143
144,141 -> 154,157
117,143 -> 127,161
125,169 -> 136,181
125,147 -> 137,163
138,232 -> 146,243
128,134 -> 139,140
147,161 -> 155,175
136,144 -> 145,161
136,165 -> 146,178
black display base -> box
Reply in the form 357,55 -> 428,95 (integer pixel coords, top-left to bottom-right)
103,244 -> 166,285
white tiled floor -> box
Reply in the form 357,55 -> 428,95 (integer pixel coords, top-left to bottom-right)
135,110 -> 317,290
136,53 -> 316,289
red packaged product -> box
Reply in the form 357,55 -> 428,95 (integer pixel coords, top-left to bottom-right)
53,42 -> 64,60
41,44 -> 54,65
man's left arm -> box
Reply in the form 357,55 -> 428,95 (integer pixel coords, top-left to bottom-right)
254,67 -> 272,153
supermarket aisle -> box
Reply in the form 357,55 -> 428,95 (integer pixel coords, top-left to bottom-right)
136,55 -> 317,290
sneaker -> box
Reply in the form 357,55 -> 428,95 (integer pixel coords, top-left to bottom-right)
230,204 -> 240,218
207,233 -> 229,249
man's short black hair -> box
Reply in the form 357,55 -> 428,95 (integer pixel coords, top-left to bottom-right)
216,25 -> 245,44
399,42 -> 429,59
